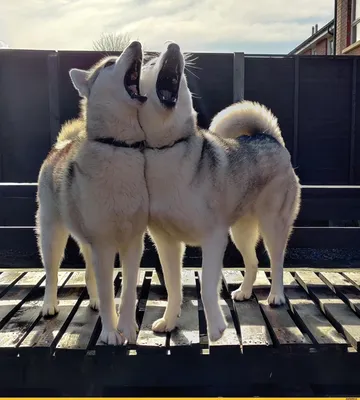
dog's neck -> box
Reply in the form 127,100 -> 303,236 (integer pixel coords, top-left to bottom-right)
140,102 -> 196,148
85,105 -> 145,144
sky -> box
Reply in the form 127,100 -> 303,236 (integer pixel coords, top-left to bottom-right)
1,0 -> 334,53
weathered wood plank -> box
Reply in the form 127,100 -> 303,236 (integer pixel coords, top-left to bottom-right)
319,271 -> 360,316
295,271 -> 360,351
254,271 -> 310,351
222,270 -> 272,353
0,272 -> 69,351
342,271 -> 360,291
169,269 -> 200,354
0,272 -> 45,329
56,272 -> 119,353
198,271 -> 240,354
136,271 -> 168,354
0,271 -> 26,296
20,272 -> 85,351
283,272 -> 346,351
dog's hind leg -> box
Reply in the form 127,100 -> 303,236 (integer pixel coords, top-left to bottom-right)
230,215 -> 259,301
201,228 -> 228,342
79,243 -> 99,311
36,204 -> 69,316
150,230 -> 185,333
117,233 -> 145,343
91,243 -> 122,345
257,179 -> 299,306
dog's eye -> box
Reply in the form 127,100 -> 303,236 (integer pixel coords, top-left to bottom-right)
103,60 -> 115,68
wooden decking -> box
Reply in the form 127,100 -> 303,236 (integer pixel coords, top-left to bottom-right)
1,267 -> 360,396
1,268 -> 360,354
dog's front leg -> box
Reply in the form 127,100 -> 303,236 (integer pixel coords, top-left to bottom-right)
117,234 -> 144,343
201,228 -> 228,342
150,230 -> 185,333
91,243 -> 123,345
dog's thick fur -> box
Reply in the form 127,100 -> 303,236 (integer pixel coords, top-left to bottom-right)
36,42 -> 148,345
139,43 -> 301,341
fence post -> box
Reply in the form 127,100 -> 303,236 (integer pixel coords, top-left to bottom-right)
233,52 -> 245,102
349,57 -> 357,184
48,52 -> 60,146
292,56 -> 300,167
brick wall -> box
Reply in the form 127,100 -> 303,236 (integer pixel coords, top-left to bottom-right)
316,38 -> 329,54
336,0 -> 351,53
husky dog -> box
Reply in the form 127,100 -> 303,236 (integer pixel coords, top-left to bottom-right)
139,42 -> 301,341
36,41 -> 148,345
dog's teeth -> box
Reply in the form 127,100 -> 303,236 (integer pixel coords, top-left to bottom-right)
161,90 -> 172,100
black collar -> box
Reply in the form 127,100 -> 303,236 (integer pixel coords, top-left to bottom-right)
146,136 -> 190,150
93,137 -> 145,150
93,136 -> 190,151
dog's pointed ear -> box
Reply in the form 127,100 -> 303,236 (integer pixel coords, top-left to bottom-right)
69,68 -> 90,97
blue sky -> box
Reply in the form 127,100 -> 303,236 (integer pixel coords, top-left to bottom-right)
1,0 -> 334,53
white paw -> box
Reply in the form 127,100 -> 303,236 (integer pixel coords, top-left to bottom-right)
267,292 -> 286,306
89,297 -> 100,311
231,287 -> 252,301
42,300 -> 59,317
152,317 -> 177,333
99,329 -> 126,346
208,315 -> 227,342
117,320 -> 139,344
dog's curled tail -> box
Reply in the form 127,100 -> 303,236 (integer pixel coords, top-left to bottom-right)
56,119 -> 84,143
209,101 -> 285,146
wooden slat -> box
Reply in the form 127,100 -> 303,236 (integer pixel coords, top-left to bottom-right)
136,271 -> 168,354
283,272 -> 347,351
56,272 -> 119,353
0,272 -> 45,329
0,272 -> 69,350
19,272 -> 85,351
295,271 -> 360,351
319,272 -> 360,316
254,271 -> 310,351
342,271 -> 360,290
0,271 -> 25,296
222,270 -> 272,353
198,271 -> 240,354
169,269 -> 200,354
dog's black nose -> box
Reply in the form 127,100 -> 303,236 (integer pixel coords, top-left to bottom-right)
167,43 -> 180,53
129,41 -> 141,49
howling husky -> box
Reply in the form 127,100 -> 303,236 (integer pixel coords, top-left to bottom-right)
139,42 -> 301,341
36,41 -> 148,345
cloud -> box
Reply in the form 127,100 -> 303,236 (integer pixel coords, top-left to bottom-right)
1,0 -> 334,52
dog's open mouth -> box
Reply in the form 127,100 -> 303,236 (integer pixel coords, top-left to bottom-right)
156,50 -> 181,109
124,59 -> 147,103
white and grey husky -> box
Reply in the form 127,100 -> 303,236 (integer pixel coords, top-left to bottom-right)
36,41 -> 148,345
139,42 -> 301,341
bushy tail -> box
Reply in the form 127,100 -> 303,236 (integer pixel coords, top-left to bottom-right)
56,119 -> 84,144
209,101 -> 285,146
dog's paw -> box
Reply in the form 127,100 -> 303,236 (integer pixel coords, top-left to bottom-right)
42,300 -> 59,317
89,297 -> 100,311
267,292 -> 286,306
208,315 -> 227,342
152,317 -> 177,333
231,287 -> 252,301
117,320 -> 139,344
99,329 -> 125,346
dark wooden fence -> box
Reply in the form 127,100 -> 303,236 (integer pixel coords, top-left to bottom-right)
1,50 -> 360,268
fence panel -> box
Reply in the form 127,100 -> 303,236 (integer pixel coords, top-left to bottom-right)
0,50 -> 54,182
